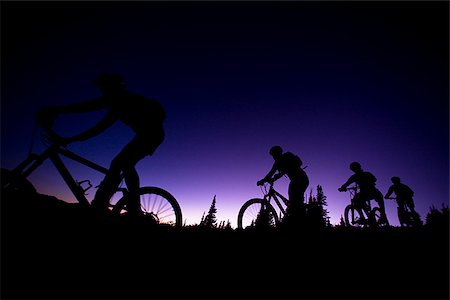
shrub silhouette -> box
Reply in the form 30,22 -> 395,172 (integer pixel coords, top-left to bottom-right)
425,204 -> 449,229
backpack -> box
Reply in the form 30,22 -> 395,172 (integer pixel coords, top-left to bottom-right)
283,152 -> 302,170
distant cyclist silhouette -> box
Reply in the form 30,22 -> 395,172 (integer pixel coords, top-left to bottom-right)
338,161 -> 388,223
36,74 -> 166,216
257,145 -> 309,227
385,176 -> 421,223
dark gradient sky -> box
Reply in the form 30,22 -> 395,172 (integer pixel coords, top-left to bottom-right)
2,1 -> 448,227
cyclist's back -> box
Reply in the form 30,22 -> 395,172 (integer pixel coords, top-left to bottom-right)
388,183 -> 413,200
275,151 -> 307,181
348,171 -> 378,194
108,91 -> 166,134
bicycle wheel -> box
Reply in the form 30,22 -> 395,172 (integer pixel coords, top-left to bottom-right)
371,207 -> 389,227
410,211 -> 423,227
400,209 -> 422,228
344,204 -> 365,227
397,207 -> 409,227
113,186 -> 182,228
237,198 -> 279,229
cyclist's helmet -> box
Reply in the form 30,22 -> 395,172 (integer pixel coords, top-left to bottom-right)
391,176 -> 401,184
349,161 -> 362,172
94,73 -> 124,88
269,145 -> 283,157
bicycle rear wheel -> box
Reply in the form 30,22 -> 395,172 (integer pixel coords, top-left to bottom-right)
371,207 -> 390,227
237,198 -> 279,230
112,186 -> 182,228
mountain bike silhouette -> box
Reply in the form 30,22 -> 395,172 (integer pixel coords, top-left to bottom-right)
1,127 -> 182,227
237,182 -> 287,229
342,185 -> 389,228
385,197 -> 422,228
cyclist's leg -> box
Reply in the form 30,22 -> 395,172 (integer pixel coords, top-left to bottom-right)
373,190 -> 388,222
122,134 -> 164,216
92,134 -> 162,214
405,198 -> 421,225
91,166 -> 123,212
405,198 -> 418,214
286,177 -> 308,226
352,193 -> 366,224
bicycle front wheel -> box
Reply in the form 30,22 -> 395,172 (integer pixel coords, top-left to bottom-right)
113,187 -> 182,228
237,198 -> 279,230
344,204 -> 365,227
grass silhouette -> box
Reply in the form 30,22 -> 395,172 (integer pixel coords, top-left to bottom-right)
2,190 -> 448,299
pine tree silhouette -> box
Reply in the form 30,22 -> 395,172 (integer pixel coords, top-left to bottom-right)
201,195 -> 218,228
224,220 -> 232,230
255,205 -> 275,228
306,185 -> 330,228
316,185 -> 330,226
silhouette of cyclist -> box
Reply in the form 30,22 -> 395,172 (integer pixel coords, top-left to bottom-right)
338,161 -> 388,223
385,176 -> 421,225
36,73 -> 166,216
257,145 -> 309,226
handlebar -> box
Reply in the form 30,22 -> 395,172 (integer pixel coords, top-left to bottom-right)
35,109 -> 70,147
338,185 -> 358,193
39,127 -> 66,146
258,181 -> 275,196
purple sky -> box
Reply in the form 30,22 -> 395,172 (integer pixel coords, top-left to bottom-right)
2,1 -> 448,227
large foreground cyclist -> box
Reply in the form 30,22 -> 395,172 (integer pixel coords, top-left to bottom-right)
36,73 -> 166,217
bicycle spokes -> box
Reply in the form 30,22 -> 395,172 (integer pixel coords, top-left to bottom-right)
140,193 -> 177,225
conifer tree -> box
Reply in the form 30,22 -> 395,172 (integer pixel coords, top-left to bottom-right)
316,185 -> 330,226
199,212 -> 206,226
202,195 -> 218,228
306,185 -> 330,228
225,220 -> 232,230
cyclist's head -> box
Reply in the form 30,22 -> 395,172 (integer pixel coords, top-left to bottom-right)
269,145 -> 283,158
349,161 -> 362,173
391,176 -> 401,184
94,73 -> 125,93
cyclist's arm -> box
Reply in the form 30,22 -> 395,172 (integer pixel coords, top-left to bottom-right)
49,97 -> 108,114
271,171 -> 285,182
384,186 -> 394,199
68,109 -> 118,142
339,175 -> 356,190
262,164 -> 279,181
257,164 -> 278,185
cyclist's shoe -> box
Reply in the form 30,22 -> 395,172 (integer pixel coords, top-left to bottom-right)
126,209 -> 145,218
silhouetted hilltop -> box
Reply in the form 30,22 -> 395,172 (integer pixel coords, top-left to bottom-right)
2,189 -> 449,299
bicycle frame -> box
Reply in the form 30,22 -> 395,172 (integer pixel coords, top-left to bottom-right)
345,185 -> 374,225
386,197 -> 415,226
263,183 -> 289,218
12,143 -> 112,206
